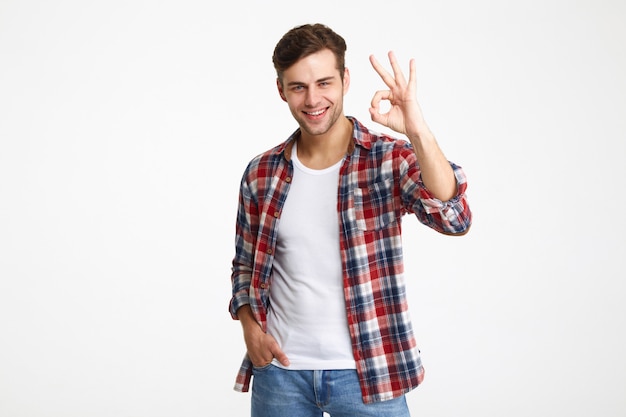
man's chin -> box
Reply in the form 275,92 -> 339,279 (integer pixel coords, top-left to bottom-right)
296,119 -> 327,136
302,126 -> 330,137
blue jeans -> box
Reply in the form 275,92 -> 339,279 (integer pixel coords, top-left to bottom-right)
251,365 -> 411,417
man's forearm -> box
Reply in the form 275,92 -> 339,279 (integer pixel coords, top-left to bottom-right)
407,128 -> 457,202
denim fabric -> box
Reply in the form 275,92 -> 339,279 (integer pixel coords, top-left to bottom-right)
251,365 -> 411,417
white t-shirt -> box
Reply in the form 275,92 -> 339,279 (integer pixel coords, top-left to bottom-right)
266,142 -> 356,370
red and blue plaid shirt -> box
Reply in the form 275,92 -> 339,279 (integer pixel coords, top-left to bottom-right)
229,117 -> 472,403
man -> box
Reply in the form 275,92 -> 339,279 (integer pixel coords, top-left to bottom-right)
229,23 -> 472,416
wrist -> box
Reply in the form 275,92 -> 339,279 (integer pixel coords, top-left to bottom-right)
237,305 -> 262,331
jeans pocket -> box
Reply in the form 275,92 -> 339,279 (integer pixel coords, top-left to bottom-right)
252,362 -> 273,374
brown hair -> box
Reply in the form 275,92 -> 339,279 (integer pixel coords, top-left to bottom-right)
272,23 -> 347,83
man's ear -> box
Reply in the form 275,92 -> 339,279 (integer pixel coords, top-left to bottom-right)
276,78 -> 287,102
343,68 -> 350,95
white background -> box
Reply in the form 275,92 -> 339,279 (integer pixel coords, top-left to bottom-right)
1,0 -> 625,416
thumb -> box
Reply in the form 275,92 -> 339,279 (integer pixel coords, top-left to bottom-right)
271,345 -> 290,367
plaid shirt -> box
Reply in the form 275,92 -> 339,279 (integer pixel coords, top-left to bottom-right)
229,117 -> 472,404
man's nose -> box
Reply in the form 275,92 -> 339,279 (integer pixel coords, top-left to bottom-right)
305,87 -> 321,106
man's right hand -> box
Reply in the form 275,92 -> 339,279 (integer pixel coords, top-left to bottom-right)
237,305 -> 290,367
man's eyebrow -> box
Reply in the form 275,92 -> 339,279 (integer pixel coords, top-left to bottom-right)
286,76 -> 336,87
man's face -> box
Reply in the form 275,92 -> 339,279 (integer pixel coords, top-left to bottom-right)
277,49 -> 350,138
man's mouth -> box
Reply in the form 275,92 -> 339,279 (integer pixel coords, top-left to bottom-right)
304,108 -> 327,118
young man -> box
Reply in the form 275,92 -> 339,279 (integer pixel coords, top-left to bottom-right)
229,23 -> 472,416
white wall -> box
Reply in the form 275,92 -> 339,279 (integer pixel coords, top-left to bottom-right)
1,1 -> 624,416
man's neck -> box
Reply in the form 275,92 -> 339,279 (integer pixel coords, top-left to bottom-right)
296,117 -> 353,170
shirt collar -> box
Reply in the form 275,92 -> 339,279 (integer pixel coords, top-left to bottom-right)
275,116 -> 374,162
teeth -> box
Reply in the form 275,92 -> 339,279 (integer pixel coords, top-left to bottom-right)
306,109 -> 325,116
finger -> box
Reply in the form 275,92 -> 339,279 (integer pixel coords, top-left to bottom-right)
271,345 -> 290,366
369,54 -> 396,88
370,89 -> 392,110
408,58 -> 417,93
387,51 -> 407,87
369,106 -> 385,125
369,90 -> 391,125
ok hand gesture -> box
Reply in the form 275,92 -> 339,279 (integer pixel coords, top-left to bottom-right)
369,51 -> 430,140
370,51 -> 458,201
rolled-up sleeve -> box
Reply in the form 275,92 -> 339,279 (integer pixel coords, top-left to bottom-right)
416,162 -> 472,234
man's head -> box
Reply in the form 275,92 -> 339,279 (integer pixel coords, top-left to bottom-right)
272,24 -> 351,139
272,23 -> 347,85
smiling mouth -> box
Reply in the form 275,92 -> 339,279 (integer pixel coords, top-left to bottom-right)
304,108 -> 327,117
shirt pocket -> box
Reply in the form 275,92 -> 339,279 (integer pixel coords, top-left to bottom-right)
353,178 -> 397,231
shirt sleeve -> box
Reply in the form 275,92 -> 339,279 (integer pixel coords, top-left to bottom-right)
229,172 -> 256,319
397,142 -> 472,235
416,161 -> 472,235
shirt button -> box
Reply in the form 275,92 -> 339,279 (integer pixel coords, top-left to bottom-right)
274,211 -> 280,218
285,176 -> 292,183
266,248 -> 273,255
260,283 -> 267,289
